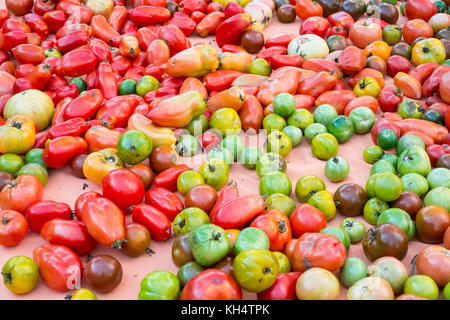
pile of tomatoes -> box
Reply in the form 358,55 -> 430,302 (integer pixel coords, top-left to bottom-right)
0,0 -> 449,301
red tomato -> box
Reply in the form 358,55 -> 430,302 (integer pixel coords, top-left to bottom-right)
102,169 -> 145,212
250,209 -> 292,252
42,136 -> 88,168
25,200 -> 72,233
0,175 -> 44,213
402,19 -> 433,44
74,192 -> 102,221
131,203 -> 172,241
386,55 -> 412,78
82,197 -> 126,248
11,44 -> 45,65
41,219 -> 97,256
257,272 -> 301,300
289,232 -> 346,272
416,245 -> 450,287
0,210 -> 28,246
378,86 -> 403,112
295,0 -> 323,21
145,187 -> 184,221
405,0 -> 437,22
181,269 -> 242,300
300,16 -> 330,38
426,144 -> 447,167
289,204 -> 327,238
349,20 -> 382,49
444,227 -> 450,249
328,11 -> 354,31
33,244 -> 83,292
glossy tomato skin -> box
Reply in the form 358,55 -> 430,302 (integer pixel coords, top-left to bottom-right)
289,232 -> 346,272
416,206 -> 450,243
416,245 -> 450,287
404,0 -> 437,22
41,219 -> 97,256
84,254 -> 123,293
0,209 -> 28,246
250,209 -> 292,252
185,184 -> 218,214
0,175 -> 43,213
362,223 -> 408,262
102,168 -> 145,212
145,187 -> 184,221
257,272 -> 302,300
378,86 -> 403,112
289,204 -> 327,238
74,192 -> 102,221
25,200 -> 72,233
181,269 -> 242,300
33,244 -> 83,292
42,136 -> 88,168
300,17 -> 330,38
132,203 -> 172,241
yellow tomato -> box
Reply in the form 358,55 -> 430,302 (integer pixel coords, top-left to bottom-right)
2,256 -> 39,295
364,41 -> 391,61
353,77 -> 381,98
411,38 -> 446,66
0,115 -> 36,155
83,148 -> 124,185
69,288 -> 98,300
85,0 -> 114,18
127,113 -> 176,149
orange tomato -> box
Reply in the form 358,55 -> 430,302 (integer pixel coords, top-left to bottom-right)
82,148 -> 125,185
364,41 -> 391,61
349,20 -> 382,49
394,72 -> 422,99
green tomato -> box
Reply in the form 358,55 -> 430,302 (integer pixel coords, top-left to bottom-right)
434,0 -> 447,13
403,275 -> 439,300
185,115 -> 208,136
118,79 -> 137,95
273,93 -> 296,117
136,75 -> 160,97
282,125 -> 302,147
377,208 -> 412,238
221,135 -> 244,161
44,48 -> 61,58
382,25 -> 402,45
287,108 -> 314,130
304,123 -> 328,143
370,159 -> 396,175
176,134 -> 199,157
363,145 -> 384,164
422,109 -> 444,125
367,257 -> 408,294
248,58 -> 272,76
138,271 -> 180,300
295,175 -> 326,203
383,0 -> 396,4
349,107 -> 375,134
265,193 -> 296,217
423,187 -> 450,212
396,134 -> 425,155
69,288 -> 98,300
256,152 -> 287,178
320,226 -> 351,251
25,148 -> 47,168
401,173 -> 430,197
69,77 -> 87,94
381,153 -> 399,167
340,257 -> 368,288
0,154 -> 24,175
397,146 -> 431,177
259,171 -> 292,196
311,133 -> 338,160
263,113 -> 286,132
2,256 -> 39,295
117,130 -> 153,165
363,198 -> 389,225
17,163 -> 48,186
377,129 -> 398,150
177,170 -> 205,196
313,104 -> 338,127
326,35 -> 348,52
400,2 -> 405,15
443,282 -> 450,300
265,130 -> 293,157
398,100 -> 424,119
443,59 -> 450,66
340,218 -> 366,244
367,172 -> 403,202
239,146 -> 262,170
173,207 -> 210,237
199,158 -> 229,190
273,252 -> 291,273
324,156 -> 349,182
327,115 -> 354,144
426,167 -> 450,189
177,262 -> 204,288
233,249 -> 279,293
233,227 -> 270,256
209,108 -> 242,136
308,190 -> 336,221
189,224 -> 230,267
208,146 -> 234,166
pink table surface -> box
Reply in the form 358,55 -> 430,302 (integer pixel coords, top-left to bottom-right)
0,2 -> 442,300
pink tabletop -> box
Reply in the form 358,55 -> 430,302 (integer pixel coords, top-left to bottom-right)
0,1 -> 440,300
